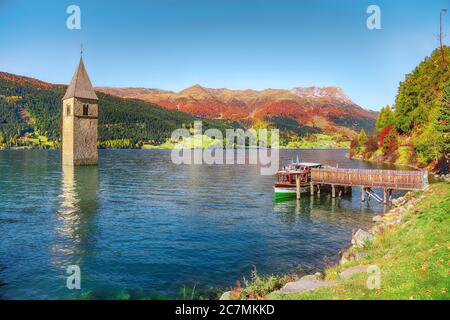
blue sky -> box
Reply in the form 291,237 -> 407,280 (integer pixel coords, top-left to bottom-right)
0,0 -> 448,111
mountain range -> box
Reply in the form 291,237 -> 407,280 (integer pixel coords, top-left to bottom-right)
96,85 -> 377,136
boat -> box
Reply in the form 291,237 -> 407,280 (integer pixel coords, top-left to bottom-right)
273,158 -> 322,199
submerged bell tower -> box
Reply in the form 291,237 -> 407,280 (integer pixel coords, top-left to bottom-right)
62,56 -> 99,166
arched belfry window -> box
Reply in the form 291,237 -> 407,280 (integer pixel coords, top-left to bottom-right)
66,105 -> 71,116
83,104 -> 89,116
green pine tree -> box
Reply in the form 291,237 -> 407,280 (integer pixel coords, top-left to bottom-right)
376,105 -> 394,131
376,106 -> 386,131
436,82 -> 450,155
394,46 -> 450,133
357,128 -> 368,146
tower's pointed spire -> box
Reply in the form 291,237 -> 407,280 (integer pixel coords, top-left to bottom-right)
63,55 -> 98,101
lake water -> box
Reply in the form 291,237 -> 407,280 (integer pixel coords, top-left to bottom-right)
0,149 -> 405,299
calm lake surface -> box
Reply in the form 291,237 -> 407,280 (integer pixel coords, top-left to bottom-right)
0,149 -> 407,299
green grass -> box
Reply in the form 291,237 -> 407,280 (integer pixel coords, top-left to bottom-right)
12,134 -> 58,149
142,135 -> 224,149
143,133 -> 351,150
284,134 -> 350,149
269,182 -> 450,300
142,142 -> 175,149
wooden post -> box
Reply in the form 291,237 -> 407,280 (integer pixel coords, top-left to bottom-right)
344,186 -> 351,195
383,188 -> 387,204
331,184 -> 336,198
389,189 -> 393,203
361,187 -> 365,202
310,181 -> 314,196
317,184 -> 320,195
296,176 -> 301,200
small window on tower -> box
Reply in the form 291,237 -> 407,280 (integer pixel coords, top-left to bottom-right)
66,105 -> 71,116
83,104 -> 89,116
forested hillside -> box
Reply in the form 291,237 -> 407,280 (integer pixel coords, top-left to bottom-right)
350,46 -> 450,173
0,74 -> 235,148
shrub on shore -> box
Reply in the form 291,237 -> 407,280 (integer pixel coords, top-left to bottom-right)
229,267 -> 297,300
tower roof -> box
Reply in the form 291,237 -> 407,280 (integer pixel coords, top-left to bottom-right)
63,57 -> 98,101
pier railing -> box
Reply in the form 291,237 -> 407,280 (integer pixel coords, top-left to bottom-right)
311,167 -> 428,190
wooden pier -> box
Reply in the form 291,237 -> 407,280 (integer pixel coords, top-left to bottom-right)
308,167 -> 428,204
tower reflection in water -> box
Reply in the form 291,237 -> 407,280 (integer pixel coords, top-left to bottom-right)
54,164 -> 99,264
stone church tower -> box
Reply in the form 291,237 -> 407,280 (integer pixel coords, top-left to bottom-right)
62,57 -> 99,165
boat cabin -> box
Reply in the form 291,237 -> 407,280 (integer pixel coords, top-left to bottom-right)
275,162 -> 322,186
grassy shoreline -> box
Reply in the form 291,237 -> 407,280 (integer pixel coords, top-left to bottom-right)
2,146 -> 351,151
1,133 -> 352,150
347,152 -> 422,171
276,182 -> 450,299
223,182 -> 450,300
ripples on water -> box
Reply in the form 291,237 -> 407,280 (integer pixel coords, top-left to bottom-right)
0,149 -> 404,299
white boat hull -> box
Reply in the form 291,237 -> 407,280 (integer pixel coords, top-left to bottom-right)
274,186 -> 308,197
